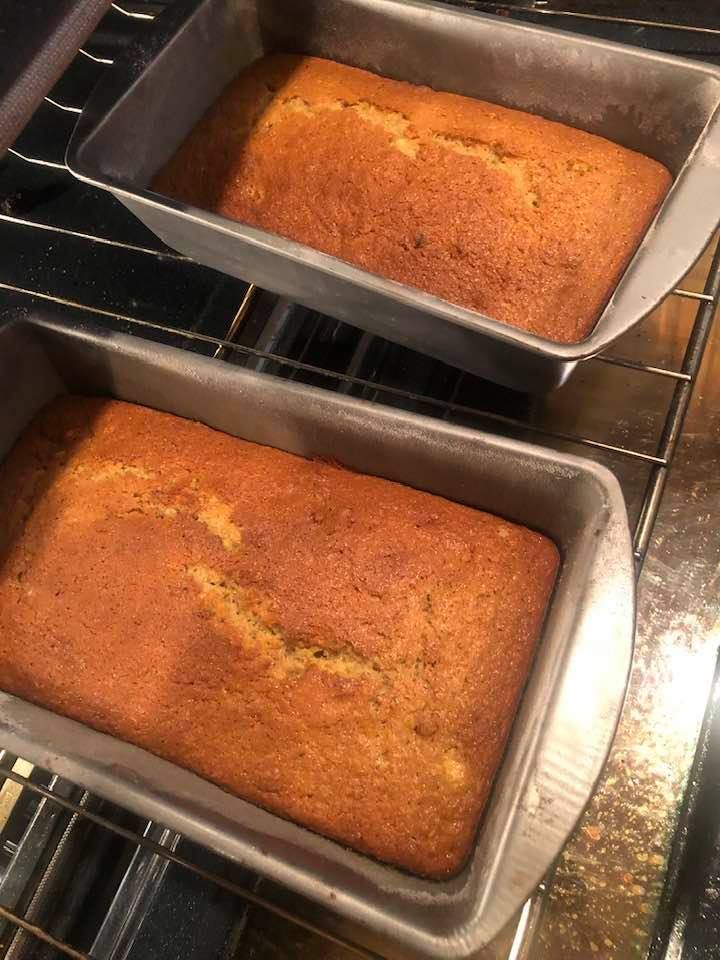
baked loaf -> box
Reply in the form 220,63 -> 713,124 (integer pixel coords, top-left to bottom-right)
0,397 -> 558,877
153,54 -> 671,344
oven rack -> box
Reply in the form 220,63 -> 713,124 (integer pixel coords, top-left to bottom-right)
0,2 -> 718,958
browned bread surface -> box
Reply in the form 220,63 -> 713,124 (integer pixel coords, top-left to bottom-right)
0,397 -> 559,877
152,54 -> 671,344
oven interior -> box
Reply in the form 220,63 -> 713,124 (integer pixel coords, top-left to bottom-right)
0,1 -> 719,958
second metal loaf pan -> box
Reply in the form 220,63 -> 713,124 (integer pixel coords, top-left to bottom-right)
0,311 -> 634,957
66,0 -> 720,391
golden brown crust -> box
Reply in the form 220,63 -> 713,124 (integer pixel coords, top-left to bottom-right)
152,54 -> 672,344
0,397 -> 559,877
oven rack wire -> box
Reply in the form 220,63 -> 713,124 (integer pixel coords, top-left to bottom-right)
0,1 -> 718,958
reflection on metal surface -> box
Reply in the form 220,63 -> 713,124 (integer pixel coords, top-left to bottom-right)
530,240 -> 720,960
91,823 -> 181,959
0,761 -> 32,833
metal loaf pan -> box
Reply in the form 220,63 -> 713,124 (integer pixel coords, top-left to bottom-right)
0,312 -> 634,958
66,0 -> 720,391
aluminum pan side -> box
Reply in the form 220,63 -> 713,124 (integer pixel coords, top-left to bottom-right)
0,312 -> 634,957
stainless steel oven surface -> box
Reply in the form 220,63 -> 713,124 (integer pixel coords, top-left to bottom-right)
0,2 -> 718,960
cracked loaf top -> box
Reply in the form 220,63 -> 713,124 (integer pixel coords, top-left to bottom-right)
152,53 -> 671,344
0,397 -> 559,877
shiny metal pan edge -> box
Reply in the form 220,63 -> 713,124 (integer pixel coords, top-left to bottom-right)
0,311 -> 635,958
65,0 -> 720,390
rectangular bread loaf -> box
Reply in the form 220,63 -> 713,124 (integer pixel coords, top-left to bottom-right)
152,54 -> 672,344
0,397 -> 559,877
